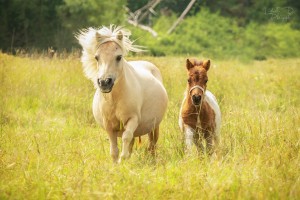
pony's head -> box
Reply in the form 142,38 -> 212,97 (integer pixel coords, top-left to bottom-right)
186,58 -> 210,106
76,25 -> 143,93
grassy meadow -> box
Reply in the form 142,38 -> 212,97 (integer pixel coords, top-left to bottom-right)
0,53 -> 299,199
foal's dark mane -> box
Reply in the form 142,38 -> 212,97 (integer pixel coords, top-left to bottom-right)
190,59 -> 203,66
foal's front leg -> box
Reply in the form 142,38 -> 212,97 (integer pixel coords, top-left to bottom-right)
119,116 -> 139,162
184,125 -> 195,153
194,132 -> 205,154
204,130 -> 216,155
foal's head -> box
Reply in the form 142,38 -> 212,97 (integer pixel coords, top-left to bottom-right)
186,58 -> 210,106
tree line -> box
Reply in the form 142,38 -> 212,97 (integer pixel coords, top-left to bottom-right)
0,0 -> 299,56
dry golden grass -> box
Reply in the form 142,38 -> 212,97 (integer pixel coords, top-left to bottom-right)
0,53 -> 299,199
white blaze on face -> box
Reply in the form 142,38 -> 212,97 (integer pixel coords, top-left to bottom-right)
96,42 -> 124,83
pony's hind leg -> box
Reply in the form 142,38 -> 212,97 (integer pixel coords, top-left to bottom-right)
129,138 -> 135,156
148,127 -> 159,155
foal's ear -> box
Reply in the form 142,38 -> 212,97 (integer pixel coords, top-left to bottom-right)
186,59 -> 194,70
203,60 -> 210,71
117,31 -> 123,41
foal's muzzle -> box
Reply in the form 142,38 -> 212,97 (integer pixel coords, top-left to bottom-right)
192,95 -> 201,105
97,78 -> 114,93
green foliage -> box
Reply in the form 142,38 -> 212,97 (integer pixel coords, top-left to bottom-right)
130,8 -> 300,59
202,0 -> 298,26
56,0 -> 126,48
0,0 -> 63,50
0,0 -> 127,51
58,0 -> 126,31
1,53 -> 299,199
0,0 -> 299,59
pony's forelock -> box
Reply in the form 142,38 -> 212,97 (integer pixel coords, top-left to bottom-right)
76,25 -> 144,83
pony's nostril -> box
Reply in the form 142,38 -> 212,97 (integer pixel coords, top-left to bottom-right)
98,78 -> 113,89
100,79 -> 106,86
105,78 -> 112,85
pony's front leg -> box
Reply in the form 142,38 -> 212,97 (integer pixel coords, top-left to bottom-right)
108,131 -> 119,163
119,116 -> 139,162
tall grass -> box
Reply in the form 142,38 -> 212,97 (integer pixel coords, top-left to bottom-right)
0,53 -> 299,199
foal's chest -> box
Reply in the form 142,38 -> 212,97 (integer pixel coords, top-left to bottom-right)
181,101 -> 216,132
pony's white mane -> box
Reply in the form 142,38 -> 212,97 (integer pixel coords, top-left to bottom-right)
76,25 -> 144,82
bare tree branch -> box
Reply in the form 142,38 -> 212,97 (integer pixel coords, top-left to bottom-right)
167,0 -> 197,34
126,0 -> 161,37
137,0 -> 161,23
127,19 -> 158,37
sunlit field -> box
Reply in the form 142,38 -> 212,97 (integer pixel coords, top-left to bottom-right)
0,53 -> 299,199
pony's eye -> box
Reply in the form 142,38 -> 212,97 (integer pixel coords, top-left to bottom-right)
95,55 -> 99,61
187,78 -> 191,83
116,55 -> 122,62
205,80 -> 208,84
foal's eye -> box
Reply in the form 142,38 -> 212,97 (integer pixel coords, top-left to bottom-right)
116,55 -> 122,62
95,55 -> 99,61
187,78 -> 191,83
205,80 -> 208,84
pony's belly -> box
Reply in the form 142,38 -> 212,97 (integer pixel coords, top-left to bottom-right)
136,87 -> 168,136
113,118 -> 161,137
134,119 -> 160,136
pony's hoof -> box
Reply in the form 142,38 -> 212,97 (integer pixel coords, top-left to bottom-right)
119,152 -> 130,162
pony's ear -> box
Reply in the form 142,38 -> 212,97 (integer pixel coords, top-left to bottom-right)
203,60 -> 210,71
186,59 -> 194,70
117,31 -> 123,41
95,32 -> 101,40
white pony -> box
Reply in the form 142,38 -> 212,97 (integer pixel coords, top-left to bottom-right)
76,25 -> 168,163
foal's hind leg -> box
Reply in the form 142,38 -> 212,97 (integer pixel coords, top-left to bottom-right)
148,127 -> 159,155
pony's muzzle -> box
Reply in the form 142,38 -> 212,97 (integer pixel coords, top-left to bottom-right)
97,78 -> 114,93
192,95 -> 201,105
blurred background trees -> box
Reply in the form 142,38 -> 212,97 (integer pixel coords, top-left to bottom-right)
0,0 -> 299,59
